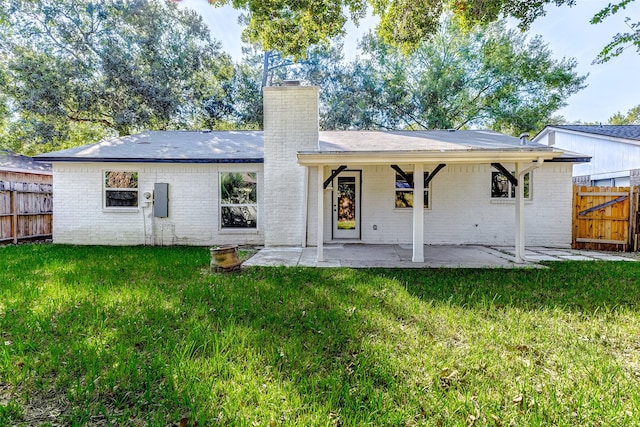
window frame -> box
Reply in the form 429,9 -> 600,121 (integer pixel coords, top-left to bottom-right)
219,171 -> 258,230
491,171 -> 532,200
394,170 -> 431,210
103,170 -> 139,210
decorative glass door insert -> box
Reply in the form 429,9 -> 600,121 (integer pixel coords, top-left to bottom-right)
333,171 -> 360,239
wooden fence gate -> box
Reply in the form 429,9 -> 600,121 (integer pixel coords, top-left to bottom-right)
0,180 -> 53,244
572,185 -> 639,252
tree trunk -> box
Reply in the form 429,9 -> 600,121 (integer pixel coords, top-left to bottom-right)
262,50 -> 271,88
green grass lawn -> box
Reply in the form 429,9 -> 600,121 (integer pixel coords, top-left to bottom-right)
1,245 -> 640,426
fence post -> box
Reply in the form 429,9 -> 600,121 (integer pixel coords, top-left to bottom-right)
637,189 -> 640,252
631,187 -> 635,252
632,187 -> 639,252
571,184 -> 579,249
10,190 -> 17,244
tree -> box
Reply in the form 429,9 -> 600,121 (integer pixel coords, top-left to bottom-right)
217,18 -> 584,135
201,41 -> 351,129
209,0 -> 365,58
591,0 -> 640,63
0,0 -> 233,154
208,0 -> 574,56
609,105 -> 640,124
319,18 -> 586,135
211,0 -> 637,62
199,60 -> 264,130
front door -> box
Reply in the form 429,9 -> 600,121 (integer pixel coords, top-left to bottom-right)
333,171 -> 361,239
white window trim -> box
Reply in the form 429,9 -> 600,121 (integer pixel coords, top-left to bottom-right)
394,169 -> 432,211
219,171 -> 259,231
103,170 -> 139,211
490,171 -> 532,201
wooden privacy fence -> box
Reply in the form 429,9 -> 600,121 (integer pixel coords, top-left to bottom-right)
0,180 -> 53,244
572,185 -> 638,252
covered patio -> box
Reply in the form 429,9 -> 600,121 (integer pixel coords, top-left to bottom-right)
298,130 -> 582,264
242,244 -> 636,268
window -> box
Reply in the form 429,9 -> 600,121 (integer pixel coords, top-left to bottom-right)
491,171 -> 530,199
104,171 -> 138,208
220,172 -> 257,229
395,171 -> 430,209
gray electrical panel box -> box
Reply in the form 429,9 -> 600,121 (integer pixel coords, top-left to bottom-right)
153,183 -> 169,218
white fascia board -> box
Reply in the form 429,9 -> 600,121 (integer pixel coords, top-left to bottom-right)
297,150 -> 559,166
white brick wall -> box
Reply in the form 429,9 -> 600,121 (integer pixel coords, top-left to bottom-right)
263,85 -> 319,246
306,162 -> 574,247
51,86 -> 574,250
53,159 -> 573,248
52,162 -> 264,246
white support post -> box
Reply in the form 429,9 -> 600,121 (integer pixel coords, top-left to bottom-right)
301,166 -> 309,247
412,163 -> 425,262
514,162 -> 525,263
514,157 -> 544,263
317,165 -> 324,262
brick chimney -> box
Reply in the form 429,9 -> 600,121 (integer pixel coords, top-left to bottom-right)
263,84 -> 319,246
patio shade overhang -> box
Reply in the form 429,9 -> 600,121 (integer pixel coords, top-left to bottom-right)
302,130 -> 580,265
297,148 -> 561,166
298,129 -> 585,166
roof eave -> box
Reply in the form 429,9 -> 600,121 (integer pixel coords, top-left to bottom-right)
297,149 -> 560,166
0,166 -> 53,175
544,156 -> 591,163
33,157 -> 264,164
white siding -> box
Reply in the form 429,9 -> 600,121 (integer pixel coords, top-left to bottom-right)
538,131 -> 640,179
306,162 -> 573,247
52,162 -> 264,246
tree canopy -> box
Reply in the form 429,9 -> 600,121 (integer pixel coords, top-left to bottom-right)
591,0 -> 640,63
221,17 -> 586,136
210,0 -> 638,61
609,105 -> 640,124
329,19 -> 586,134
0,0 -> 591,153
0,0 -> 234,154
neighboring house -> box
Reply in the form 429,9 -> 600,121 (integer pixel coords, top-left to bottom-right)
0,149 -> 52,186
532,125 -> 640,187
1,150 -> 53,243
35,84 -> 587,262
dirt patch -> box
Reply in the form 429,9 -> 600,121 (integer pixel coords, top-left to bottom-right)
1,383 -> 71,427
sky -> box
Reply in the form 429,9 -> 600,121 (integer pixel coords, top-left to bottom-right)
179,0 -> 640,124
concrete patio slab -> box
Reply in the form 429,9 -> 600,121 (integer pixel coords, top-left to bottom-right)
559,255 -> 598,261
242,247 -> 303,267
582,253 -> 636,261
494,246 -> 638,262
242,244 -> 637,268
245,244 -> 529,268
530,249 -> 574,256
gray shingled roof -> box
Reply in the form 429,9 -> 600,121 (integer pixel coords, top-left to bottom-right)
34,131 -> 264,163
0,149 -> 52,173
318,130 -> 547,151
548,125 -> 640,141
33,129 -> 584,163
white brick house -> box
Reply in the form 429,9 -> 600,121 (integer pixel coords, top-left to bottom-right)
35,84 -> 587,262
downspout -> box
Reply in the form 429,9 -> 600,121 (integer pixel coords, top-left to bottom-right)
514,157 -> 545,263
